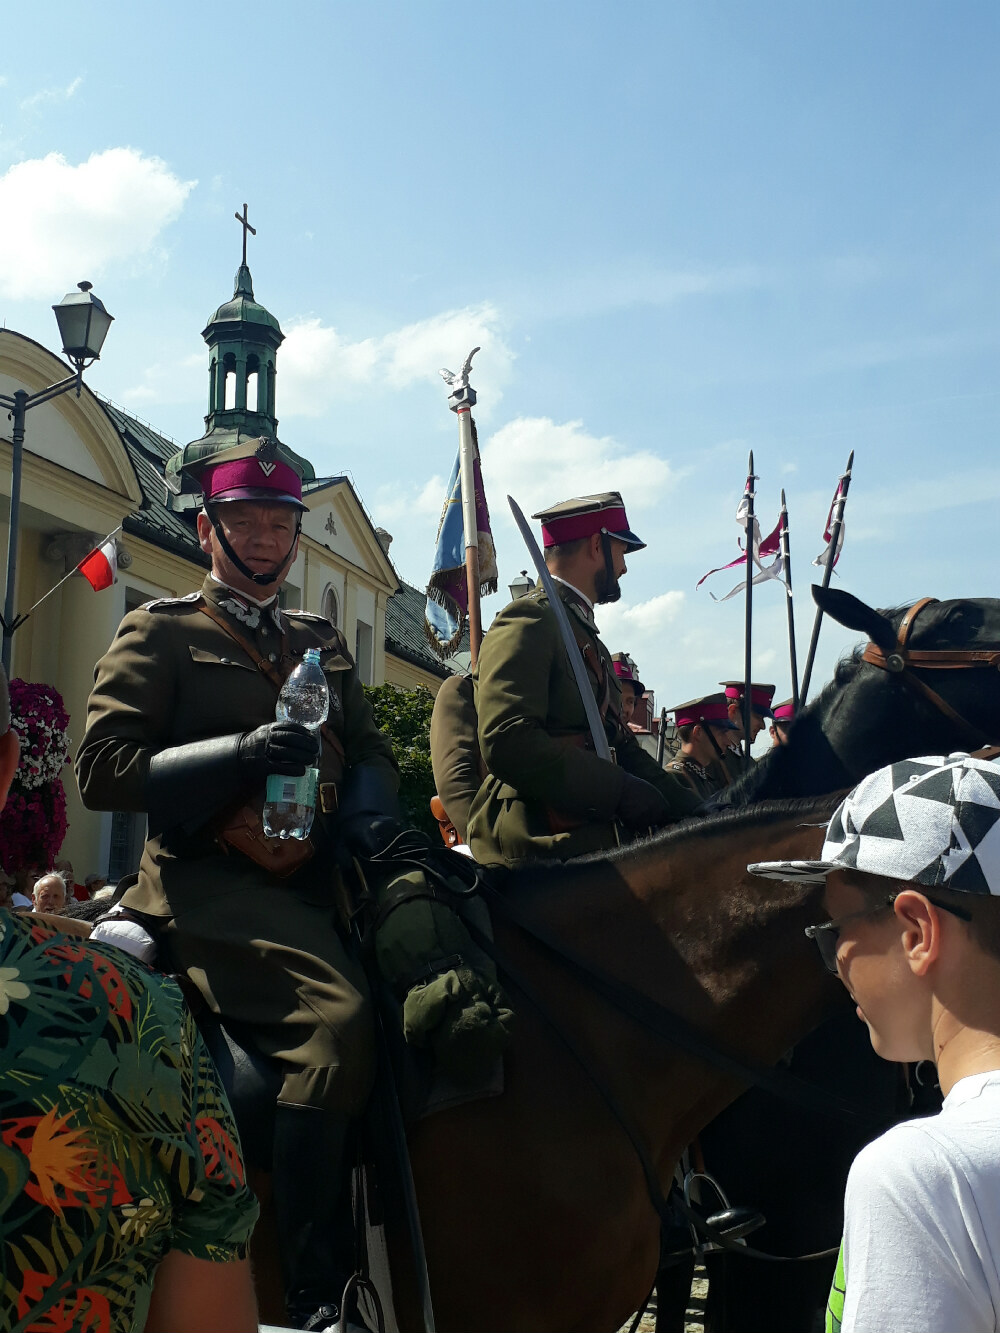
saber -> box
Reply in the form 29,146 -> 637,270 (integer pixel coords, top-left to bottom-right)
741,452 -> 756,770
507,494 -> 613,763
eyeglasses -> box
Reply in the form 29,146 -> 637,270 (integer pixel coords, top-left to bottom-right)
804,894 -> 973,974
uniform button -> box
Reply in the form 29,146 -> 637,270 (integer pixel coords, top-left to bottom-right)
261,626 -> 269,636
220,656 -> 231,664
268,653 -> 277,663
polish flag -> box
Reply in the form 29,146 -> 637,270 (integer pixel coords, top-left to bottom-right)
78,539 -> 118,591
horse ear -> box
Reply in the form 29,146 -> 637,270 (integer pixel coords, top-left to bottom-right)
812,585 -> 897,651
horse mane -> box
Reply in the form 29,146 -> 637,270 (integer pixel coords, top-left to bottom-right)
498,794 -> 842,895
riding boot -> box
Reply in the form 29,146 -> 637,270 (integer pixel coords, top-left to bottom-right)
272,1103 -> 369,1333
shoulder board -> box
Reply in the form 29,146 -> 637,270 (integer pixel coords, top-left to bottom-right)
141,591 -> 203,613
284,609 -> 331,623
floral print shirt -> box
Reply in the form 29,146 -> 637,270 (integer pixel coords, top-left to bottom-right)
0,910 -> 258,1333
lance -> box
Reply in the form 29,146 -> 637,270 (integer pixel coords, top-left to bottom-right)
443,347 -> 483,668
799,449 -> 855,705
508,494 -> 613,763
741,452 -> 756,769
780,489 -> 800,710
656,706 -> 667,767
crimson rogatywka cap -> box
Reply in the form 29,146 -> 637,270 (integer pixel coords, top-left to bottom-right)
671,693 -> 739,732
749,752 -> 1000,894
720,681 -> 776,719
532,492 -> 645,551
200,455 -> 307,510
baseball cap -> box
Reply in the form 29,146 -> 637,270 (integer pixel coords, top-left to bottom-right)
749,753 -> 1000,895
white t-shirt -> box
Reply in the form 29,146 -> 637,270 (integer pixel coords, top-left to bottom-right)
833,1069 -> 1000,1333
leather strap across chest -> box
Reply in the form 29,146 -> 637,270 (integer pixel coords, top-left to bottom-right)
197,601 -> 346,762
861,596 -> 1000,748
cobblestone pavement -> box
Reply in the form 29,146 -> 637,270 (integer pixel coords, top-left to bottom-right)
619,1268 -> 707,1333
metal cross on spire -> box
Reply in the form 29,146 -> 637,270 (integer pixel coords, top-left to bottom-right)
234,202 -> 257,266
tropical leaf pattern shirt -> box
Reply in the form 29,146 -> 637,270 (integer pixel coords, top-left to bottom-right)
0,910 -> 259,1333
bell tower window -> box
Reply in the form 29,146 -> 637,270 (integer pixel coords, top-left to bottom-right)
223,353 -> 237,410
246,354 -> 260,412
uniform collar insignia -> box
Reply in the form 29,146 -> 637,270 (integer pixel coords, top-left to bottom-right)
218,596 -> 261,630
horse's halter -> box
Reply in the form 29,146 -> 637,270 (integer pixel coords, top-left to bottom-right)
861,596 -> 1000,750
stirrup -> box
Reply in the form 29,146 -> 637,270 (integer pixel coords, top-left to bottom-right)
683,1169 -> 765,1259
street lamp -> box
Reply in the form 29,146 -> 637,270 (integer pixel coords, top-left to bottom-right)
508,569 -> 533,601
0,281 -> 114,673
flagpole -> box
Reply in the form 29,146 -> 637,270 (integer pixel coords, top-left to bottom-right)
10,523 -> 123,631
656,706 -> 667,767
799,449 -> 855,705
742,452 -> 755,769
780,490 -> 799,710
445,348 -> 483,668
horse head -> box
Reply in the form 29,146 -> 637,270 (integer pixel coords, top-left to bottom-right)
723,588 -> 1000,806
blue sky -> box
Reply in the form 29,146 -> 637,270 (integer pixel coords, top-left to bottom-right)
0,1 -> 998,717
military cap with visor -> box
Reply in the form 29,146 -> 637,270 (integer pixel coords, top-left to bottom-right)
719,681 -> 777,719
612,653 -> 646,696
671,693 -> 739,731
532,492 -> 646,552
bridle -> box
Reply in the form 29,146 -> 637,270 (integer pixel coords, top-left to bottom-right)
861,596 -> 1000,750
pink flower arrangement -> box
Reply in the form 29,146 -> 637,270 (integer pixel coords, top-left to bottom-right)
0,680 -> 70,873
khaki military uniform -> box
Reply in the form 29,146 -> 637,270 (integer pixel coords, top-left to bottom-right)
429,673 -> 482,845
665,755 -> 729,802
467,584 -> 698,864
721,743 -> 752,784
76,576 -> 398,1115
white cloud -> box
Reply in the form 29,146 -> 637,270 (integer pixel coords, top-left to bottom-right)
601,590 -> 686,638
0,148 -> 195,300
480,416 -> 674,525
373,473 -> 450,529
19,76 -> 83,111
120,352 -> 204,409
279,302 -> 514,416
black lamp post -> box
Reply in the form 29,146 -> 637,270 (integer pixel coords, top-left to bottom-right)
0,282 -> 114,673
508,569 -> 533,601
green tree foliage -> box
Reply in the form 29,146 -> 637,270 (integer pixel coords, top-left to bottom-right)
363,683 -> 437,837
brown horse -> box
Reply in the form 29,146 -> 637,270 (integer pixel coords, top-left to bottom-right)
380,796 -> 846,1333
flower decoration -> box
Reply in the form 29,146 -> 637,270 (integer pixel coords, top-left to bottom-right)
0,681 -> 70,873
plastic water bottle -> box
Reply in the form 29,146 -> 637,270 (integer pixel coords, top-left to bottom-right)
262,647 -> 329,840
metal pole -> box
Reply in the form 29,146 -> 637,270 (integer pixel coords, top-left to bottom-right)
742,452 -> 755,769
2,391 -> 27,677
656,707 -> 667,767
780,489 -> 799,710
799,450 -> 855,706
456,406 -> 483,668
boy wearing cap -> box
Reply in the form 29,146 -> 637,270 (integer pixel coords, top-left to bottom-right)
751,752 -> 1000,1333
611,653 -> 645,727
719,680 -> 776,776
468,492 -> 697,864
769,698 -> 795,747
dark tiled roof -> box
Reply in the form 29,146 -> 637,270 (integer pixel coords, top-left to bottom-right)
99,402 -> 208,566
386,580 -> 467,680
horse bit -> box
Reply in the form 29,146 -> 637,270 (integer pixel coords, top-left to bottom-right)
861,595 -> 1000,751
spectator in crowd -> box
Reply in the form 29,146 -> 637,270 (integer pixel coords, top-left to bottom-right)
751,752 -> 1000,1333
54,855 -> 88,901
0,870 -> 31,910
32,871 -> 68,915
0,665 -> 260,1331
85,871 -> 108,895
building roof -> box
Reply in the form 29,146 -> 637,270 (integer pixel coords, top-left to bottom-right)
385,578 -> 468,680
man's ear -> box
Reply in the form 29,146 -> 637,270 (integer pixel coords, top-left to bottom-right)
196,511 -> 214,556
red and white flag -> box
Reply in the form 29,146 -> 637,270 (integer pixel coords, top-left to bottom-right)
78,539 -> 118,591
698,484 -> 786,602
813,480 -> 846,570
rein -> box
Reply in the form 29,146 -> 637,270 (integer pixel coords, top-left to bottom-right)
861,596 -> 1000,749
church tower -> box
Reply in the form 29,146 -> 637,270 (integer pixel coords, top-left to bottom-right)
165,205 -> 314,509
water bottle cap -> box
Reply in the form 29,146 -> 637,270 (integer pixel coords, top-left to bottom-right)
302,647 -> 321,664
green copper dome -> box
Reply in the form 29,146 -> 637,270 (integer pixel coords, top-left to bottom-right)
204,264 -> 283,338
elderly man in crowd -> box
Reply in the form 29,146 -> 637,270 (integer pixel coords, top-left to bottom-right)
32,871 -> 68,915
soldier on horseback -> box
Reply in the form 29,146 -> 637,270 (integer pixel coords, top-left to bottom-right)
77,443 -> 399,1333
467,492 -> 698,864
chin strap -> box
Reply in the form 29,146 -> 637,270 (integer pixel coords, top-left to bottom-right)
207,503 -> 302,588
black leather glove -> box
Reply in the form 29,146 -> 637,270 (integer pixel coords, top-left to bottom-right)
237,721 -> 319,779
615,772 -> 672,831
336,763 -> 404,862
